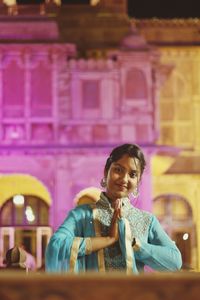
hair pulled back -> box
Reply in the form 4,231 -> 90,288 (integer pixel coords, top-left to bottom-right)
104,143 -> 146,176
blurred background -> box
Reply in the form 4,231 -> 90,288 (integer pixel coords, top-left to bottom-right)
0,0 -> 199,272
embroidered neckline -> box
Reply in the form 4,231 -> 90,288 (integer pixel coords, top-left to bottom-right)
96,191 -> 152,238
98,192 -> 131,210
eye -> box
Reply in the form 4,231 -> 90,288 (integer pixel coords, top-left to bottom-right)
113,165 -> 122,173
130,171 -> 137,179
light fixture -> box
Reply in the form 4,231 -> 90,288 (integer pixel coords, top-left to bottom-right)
13,194 -> 25,206
25,206 -> 35,222
183,233 -> 189,240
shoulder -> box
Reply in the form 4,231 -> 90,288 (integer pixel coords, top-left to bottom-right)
133,206 -> 153,223
134,210 -> 163,233
126,206 -> 154,236
60,205 -> 93,225
68,204 -> 94,217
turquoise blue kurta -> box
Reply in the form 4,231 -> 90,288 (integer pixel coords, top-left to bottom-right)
45,193 -> 182,273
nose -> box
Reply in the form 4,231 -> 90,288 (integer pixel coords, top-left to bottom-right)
120,171 -> 129,183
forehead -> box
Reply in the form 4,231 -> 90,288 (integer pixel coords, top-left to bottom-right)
113,154 -> 140,171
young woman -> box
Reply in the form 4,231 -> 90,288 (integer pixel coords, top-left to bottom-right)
45,144 -> 182,273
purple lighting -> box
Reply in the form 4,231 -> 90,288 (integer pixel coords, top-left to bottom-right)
0,3 -> 165,268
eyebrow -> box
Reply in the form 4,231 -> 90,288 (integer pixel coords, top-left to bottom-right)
113,163 -> 138,173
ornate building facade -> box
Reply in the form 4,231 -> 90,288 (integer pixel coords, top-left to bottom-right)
135,18 -> 200,271
0,1 -> 199,271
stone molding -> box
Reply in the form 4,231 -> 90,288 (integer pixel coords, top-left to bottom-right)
0,272 -> 199,300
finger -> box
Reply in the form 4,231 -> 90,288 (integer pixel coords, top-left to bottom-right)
112,209 -> 118,218
117,199 -> 122,210
118,199 -> 122,209
115,209 -> 121,220
111,210 -> 118,225
113,199 -> 119,210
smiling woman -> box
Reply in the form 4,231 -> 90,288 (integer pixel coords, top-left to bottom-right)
45,143 -> 182,274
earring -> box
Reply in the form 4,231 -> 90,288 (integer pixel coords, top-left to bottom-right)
100,178 -> 107,188
132,187 -> 139,198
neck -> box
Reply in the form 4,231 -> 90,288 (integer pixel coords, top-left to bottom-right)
104,192 -> 120,208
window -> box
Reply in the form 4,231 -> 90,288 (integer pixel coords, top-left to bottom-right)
125,68 -> 147,99
0,195 -> 49,226
2,59 -> 25,118
31,61 -> 52,117
82,80 -> 100,109
153,194 -> 196,270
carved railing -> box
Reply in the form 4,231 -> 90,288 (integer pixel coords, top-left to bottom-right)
0,271 -> 199,300
0,2 -> 61,17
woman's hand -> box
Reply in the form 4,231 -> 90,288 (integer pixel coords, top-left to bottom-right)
109,199 -> 122,242
86,199 -> 123,253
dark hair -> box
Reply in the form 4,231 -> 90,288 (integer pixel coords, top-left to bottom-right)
104,143 -> 146,176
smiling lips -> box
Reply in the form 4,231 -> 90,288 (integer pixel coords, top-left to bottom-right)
116,184 -> 127,191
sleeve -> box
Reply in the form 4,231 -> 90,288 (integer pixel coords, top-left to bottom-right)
45,208 -> 92,273
134,215 -> 182,271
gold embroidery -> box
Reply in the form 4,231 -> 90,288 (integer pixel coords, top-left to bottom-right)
92,207 -> 105,272
69,237 -> 81,272
124,219 -> 134,274
85,237 -> 92,255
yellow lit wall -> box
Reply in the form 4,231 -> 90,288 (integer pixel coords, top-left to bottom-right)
0,174 -> 51,207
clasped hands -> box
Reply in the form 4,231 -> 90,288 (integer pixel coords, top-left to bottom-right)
109,199 -> 122,242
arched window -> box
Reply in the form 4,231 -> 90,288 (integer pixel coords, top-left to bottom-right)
161,72 -> 188,99
125,68 -> 148,99
153,194 -> 196,271
0,195 -> 49,227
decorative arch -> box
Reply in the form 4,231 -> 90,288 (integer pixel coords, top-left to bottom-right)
0,174 -> 52,268
125,68 -> 148,99
153,193 -> 193,221
153,194 -> 196,271
161,70 -> 189,99
0,173 -> 51,207
0,195 -> 49,227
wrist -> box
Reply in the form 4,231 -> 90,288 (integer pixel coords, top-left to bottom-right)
108,236 -> 117,245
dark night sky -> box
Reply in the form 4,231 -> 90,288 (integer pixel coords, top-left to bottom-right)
62,0 -> 200,18
17,0 -> 200,19
128,0 -> 200,19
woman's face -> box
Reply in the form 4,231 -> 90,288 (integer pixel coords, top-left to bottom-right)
105,154 -> 141,201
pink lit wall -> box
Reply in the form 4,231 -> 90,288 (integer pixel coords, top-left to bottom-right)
0,20 -> 163,230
